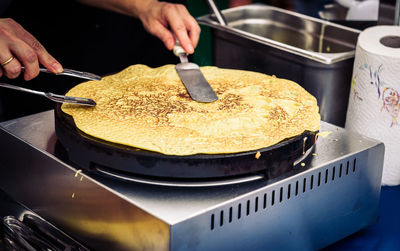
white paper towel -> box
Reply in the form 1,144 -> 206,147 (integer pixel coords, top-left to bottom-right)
345,25 -> 400,186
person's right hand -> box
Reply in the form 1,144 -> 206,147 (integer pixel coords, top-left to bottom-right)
0,18 -> 63,80
137,1 -> 201,54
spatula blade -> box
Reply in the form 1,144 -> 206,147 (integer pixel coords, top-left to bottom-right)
175,62 -> 218,103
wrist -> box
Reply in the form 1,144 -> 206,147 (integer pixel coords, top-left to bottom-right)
133,0 -> 159,19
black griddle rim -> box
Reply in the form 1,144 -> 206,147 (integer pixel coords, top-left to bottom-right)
54,104 -> 318,160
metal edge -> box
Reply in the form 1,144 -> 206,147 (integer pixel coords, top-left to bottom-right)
170,143 -> 384,250
55,103 -> 317,160
196,4 -> 361,64
0,125 -> 171,250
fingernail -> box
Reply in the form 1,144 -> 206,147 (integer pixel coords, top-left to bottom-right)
187,44 -> 194,54
52,63 -> 63,74
169,40 -> 175,50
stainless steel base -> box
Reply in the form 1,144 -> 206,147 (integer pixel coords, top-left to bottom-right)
0,111 -> 384,250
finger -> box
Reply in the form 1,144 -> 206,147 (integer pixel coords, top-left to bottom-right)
0,51 -> 21,79
177,6 -> 201,49
7,39 -> 40,80
146,20 -> 175,50
11,21 -> 63,74
163,5 -> 194,54
173,28 -> 194,54
0,20 -> 20,78
36,47 -> 63,74
185,19 -> 201,49
163,13 -> 194,54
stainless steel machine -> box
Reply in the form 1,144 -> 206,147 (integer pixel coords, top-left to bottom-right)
0,110 -> 384,250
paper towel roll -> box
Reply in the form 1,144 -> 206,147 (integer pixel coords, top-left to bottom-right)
345,25 -> 400,186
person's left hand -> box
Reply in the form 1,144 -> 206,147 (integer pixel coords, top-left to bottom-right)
137,2 -> 201,54
0,18 -> 63,80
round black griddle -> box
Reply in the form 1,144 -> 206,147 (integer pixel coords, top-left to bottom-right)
54,104 -> 317,180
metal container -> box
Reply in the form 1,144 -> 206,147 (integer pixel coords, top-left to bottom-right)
197,4 -> 361,127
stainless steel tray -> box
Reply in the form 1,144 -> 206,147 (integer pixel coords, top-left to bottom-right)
197,4 -> 360,64
197,4 -> 361,126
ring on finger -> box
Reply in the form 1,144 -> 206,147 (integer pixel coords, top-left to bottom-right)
1,56 -> 15,66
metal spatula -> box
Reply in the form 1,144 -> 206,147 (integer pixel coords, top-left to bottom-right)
173,39 -> 218,103
0,82 -> 96,106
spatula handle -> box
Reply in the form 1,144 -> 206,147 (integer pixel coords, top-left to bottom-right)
173,37 -> 187,56
172,35 -> 189,63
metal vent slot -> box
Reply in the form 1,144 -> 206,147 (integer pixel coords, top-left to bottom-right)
332,166 -> 336,181
325,169 -> 329,184
271,190 -> 275,205
255,197 -> 259,212
211,214 -> 214,230
353,158 -> 357,172
310,175 -> 314,190
263,193 -> 267,209
318,172 -> 321,186
209,158 -> 359,230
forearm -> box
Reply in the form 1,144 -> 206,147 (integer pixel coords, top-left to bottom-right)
75,0 -> 157,18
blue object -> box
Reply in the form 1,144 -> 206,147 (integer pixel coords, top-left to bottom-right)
324,185 -> 400,251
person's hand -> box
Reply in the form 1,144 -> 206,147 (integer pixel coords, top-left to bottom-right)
0,18 -> 63,80
75,0 -> 201,53
137,2 -> 201,54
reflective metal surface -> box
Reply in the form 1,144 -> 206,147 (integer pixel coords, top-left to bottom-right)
205,0 -> 228,25
21,66 -> 102,81
197,4 -> 361,126
0,111 -> 384,250
174,38 -> 218,103
0,190 -> 88,250
0,82 -> 96,107
197,4 -> 360,63
3,215 -> 88,250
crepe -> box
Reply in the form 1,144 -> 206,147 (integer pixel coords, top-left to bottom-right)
61,65 -> 320,155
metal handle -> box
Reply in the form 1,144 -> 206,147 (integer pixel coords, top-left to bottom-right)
3,215 -> 89,250
395,0 -> 400,25
0,82 -> 96,106
172,34 -> 189,63
45,93 -> 96,106
204,0 -> 228,25
3,216 -> 47,251
21,66 -> 102,81
0,82 -> 44,96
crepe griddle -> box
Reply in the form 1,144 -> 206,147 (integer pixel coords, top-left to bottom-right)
54,104 -> 317,180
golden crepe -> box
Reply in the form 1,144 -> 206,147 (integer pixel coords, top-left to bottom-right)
61,65 -> 320,155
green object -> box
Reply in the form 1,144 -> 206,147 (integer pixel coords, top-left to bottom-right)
187,0 -> 229,66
